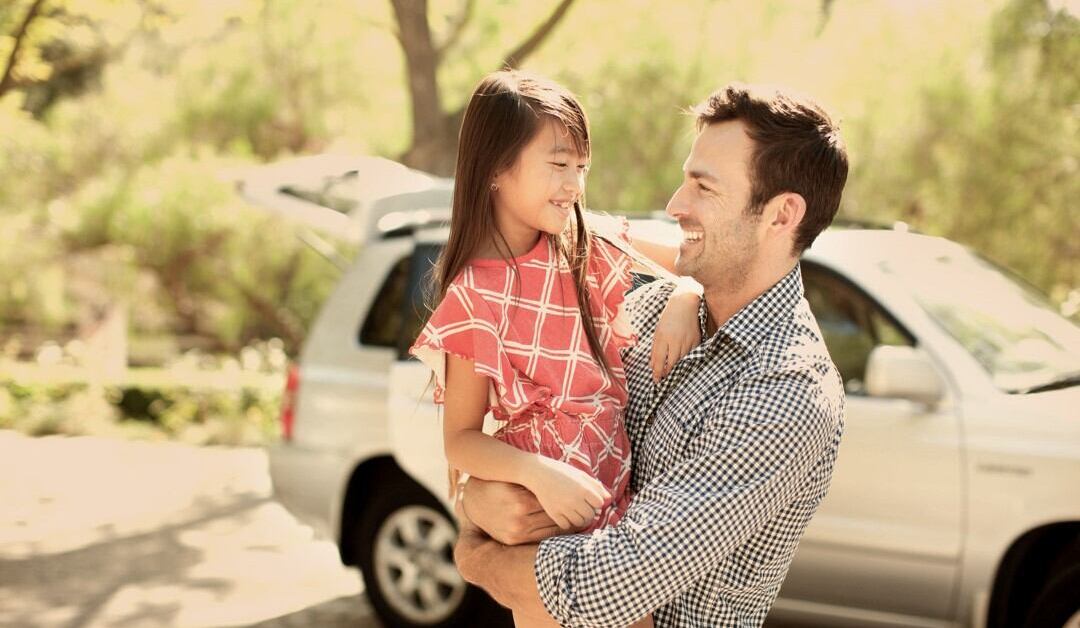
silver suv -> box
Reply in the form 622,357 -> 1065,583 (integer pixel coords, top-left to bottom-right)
243,156 -> 1080,628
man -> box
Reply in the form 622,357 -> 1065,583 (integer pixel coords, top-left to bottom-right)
454,82 -> 850,627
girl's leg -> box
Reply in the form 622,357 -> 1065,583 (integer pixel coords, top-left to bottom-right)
627,613 -> 654,627
512,610 -> 562,627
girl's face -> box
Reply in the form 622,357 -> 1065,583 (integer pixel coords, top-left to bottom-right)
491,118 -> 589,253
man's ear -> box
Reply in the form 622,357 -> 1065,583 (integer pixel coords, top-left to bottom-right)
768,192 -> 806,240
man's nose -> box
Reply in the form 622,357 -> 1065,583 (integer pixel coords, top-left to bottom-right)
666,185 -> 688,219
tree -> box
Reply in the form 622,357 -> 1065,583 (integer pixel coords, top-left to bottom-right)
388,0 -> 577,175
0,0 -> 47,99
0,0 -> 160,117
928,0 -> 1077,296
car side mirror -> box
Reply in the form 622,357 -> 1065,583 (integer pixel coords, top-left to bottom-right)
864,345 -> 945,406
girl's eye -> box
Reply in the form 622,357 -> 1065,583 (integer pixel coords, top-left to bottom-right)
577,164 -> 589,172
551,162 -> 568,168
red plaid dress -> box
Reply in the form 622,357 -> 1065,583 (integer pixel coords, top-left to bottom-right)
410,219 -> 637,531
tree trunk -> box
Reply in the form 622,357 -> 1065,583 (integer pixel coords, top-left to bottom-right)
389,0 -> 577,176
389,0 -> 457,175
0,0 -> 47,98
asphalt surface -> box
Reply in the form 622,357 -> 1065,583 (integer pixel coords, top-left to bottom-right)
0,430 -> 380,628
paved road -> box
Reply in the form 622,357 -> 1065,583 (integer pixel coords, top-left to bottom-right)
0,430 -> 380,628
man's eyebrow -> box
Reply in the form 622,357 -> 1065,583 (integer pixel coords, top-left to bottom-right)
687,169 -> 720,184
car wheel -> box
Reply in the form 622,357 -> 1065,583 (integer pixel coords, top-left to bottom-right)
354,471 -> 512,627
1024,564 -> 1080,628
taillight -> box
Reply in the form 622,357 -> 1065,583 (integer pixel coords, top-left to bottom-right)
280,363 -> 300,441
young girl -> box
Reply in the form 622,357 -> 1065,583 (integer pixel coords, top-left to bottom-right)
410,70 -> 700,628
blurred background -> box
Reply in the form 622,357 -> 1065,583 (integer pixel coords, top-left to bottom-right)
0,0 -> 1077,626
1,0 -> 1077,440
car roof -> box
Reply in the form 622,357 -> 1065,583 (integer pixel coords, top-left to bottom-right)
416,221 -> 961,268
235,154 -> 964,265
238,154 -> 453,243
805,227 -> 967,269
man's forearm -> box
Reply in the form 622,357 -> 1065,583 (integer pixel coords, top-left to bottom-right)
461,477 -> 562,545
456,534 -> 548,617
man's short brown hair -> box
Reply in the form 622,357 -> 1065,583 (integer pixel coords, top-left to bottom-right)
692,83 -> 848,253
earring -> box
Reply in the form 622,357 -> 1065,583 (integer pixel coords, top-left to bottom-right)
490,182 -> 498,191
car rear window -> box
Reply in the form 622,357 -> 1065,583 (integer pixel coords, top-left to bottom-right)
359,257 -> 410,348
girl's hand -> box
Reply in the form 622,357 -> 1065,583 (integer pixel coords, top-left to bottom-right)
651,285 -> 702,382
528,456 -> 611,531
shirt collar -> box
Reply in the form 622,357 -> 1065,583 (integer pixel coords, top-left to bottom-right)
698,264 -> 804,351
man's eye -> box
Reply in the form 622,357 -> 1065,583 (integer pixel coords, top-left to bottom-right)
697,183 -> 711,193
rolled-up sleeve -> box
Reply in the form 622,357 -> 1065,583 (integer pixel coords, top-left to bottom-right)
534,361 -> 843,627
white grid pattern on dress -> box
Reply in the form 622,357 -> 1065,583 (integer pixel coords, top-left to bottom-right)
410,222 -> 639,531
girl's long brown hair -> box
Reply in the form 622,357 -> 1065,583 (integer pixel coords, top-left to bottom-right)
432,71 -> 627,499
432,70 -> 612,380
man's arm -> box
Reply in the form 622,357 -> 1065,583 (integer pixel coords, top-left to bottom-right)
460,477 -> 561,545
453,519 -> 547,617
520,365 -> 840,626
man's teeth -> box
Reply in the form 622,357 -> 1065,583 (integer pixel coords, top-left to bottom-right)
682,231 -> 704,242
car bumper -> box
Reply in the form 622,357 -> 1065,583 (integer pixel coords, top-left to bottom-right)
268,442 -> 354,543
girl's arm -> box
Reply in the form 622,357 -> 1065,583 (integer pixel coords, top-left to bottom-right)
442,353 -> 535,486
625,224 -> 680,277
443,355 -> 611,530
586,212 -> 704,381
626,228 -> 706,381
585,210 -> 681,278
649,286 -> 702,382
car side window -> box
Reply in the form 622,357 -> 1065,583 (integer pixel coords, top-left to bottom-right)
802,263 -> 914,395
359,256 -> 410,348
397,243 -> 443,359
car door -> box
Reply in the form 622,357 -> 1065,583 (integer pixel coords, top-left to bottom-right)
383,241 -> 506,505
775,262 -> 964,622
384,242 -> 453,504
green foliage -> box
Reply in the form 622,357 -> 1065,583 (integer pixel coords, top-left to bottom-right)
842,0 -> 1078,301
581,56 -> 701,213
54,152 -> 340,350
0,0 -> 1075,369
0,377 -> 281,445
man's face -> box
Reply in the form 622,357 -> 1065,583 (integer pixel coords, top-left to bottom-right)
665,120 -> 763,291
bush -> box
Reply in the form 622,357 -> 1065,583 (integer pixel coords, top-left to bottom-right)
38,151 -> 341,356
0,376 -> 282,447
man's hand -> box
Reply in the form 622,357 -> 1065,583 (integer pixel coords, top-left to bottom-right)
452,494 -> 489,585
454,493 -> 548,617
463,477 -> 563,545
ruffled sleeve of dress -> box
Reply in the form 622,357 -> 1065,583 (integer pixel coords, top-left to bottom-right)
409,281 -> 510,408
586,213 -> 637,350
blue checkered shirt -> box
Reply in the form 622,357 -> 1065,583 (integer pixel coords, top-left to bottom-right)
534,264 -> 845,627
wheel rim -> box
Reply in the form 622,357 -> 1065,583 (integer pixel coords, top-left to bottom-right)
373,504 -> 466,624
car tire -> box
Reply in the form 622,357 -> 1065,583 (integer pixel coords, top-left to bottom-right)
354,470 -> 513,628
1024,564 -> 1080,628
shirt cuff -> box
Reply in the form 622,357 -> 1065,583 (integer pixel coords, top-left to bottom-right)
535,533 -> 589,625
